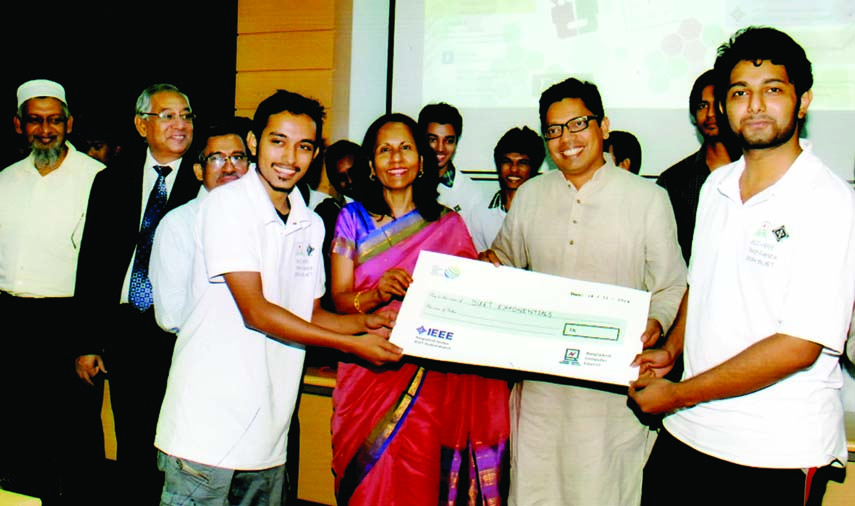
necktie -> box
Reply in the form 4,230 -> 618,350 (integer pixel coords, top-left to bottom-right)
129,165 -> 172,311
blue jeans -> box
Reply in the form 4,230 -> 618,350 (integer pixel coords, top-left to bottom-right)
157,451 -> 287,506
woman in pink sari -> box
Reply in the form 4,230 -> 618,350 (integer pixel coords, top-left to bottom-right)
330,113 -> 509,505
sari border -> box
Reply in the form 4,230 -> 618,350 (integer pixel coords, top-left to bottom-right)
336,366 -> 427,504
356,207 -> 451,264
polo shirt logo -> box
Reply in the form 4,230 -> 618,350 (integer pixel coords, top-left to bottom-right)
772,225 -> 789,242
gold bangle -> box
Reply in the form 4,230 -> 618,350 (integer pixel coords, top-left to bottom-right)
354,289 -> 368,314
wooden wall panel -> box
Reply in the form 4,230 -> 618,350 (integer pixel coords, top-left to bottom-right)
296,393 -> 336,505
236,70 -> 333,111
237,32 -> 334,71
238,0 -> 335,33
236,0 -> 340,134
236,70 -> 337,135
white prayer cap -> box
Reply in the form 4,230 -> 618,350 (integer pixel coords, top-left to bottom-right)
17,79 -> 67,108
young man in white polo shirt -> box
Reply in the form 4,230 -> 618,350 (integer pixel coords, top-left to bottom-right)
418,102 -> 482,229
155,90 -> 403,505
630,27 -> 855,505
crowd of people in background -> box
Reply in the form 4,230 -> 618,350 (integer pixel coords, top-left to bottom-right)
1,25 -> 854,506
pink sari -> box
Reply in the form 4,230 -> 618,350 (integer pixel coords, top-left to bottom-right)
331,203 -> 509,506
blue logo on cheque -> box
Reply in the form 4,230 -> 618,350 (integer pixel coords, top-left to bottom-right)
417,325 -> 454,340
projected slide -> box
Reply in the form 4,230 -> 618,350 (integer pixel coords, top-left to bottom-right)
413,0 -> 854,111
392,0 -> 855,178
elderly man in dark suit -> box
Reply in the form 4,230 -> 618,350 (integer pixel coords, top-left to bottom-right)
74,83 -> 200,503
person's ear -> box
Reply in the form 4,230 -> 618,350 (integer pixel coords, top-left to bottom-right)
193,163 -> 204,182
134,115 -> 148,138
797,89 -> 812,120
247,131 -> 258,157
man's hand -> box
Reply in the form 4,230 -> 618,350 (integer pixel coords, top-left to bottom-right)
477,249 -> 503,266
628,376 -> 684,414
376,268 -> 412,302
640,318 -> 663,349
631,348 -> 676,379
363,308 -> 398,339
351,334 -> 403,366
75,354 -> 107,386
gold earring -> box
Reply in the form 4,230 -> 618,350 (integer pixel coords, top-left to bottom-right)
369,172 -> 377,181
417,168 -> 424,178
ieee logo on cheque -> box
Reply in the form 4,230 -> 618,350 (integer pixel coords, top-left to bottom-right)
417,325 -> 454,340
560,348 -> 581,366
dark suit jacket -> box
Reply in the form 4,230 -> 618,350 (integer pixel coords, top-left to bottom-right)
74,143 -> 200,356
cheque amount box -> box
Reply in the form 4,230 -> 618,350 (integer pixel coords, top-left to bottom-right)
562,323 -> 621,341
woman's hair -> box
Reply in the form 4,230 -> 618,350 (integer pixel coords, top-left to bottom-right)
358,113 -> 443,222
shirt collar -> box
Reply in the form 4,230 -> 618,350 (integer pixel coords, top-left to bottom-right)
438,163 -> 456,188
716,139 -> 816,205
247,168 -> 312,230
488,190 -> 506,212
144,148 -> 182,173
563,157 -> 613,193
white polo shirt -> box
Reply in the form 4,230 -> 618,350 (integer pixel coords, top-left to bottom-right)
467,190 -> 506,252
155,169 -> 324,470
437,168 -> 485,233
665,140 -> 855,468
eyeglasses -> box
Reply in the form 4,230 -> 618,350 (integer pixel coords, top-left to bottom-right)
205,154 -> 248,168
139,111 -> 196,122
543,115 -> 601,140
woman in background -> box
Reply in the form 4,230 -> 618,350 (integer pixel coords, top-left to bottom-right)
330,113 -> 509,505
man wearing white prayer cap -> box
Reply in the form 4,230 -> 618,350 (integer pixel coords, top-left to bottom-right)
0,79 -> 106,503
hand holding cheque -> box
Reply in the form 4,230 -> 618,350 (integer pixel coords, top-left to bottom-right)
389,251 -> 652,386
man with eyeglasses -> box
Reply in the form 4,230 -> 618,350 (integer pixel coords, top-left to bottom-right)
150,122 -> 250,334
74,83 -> 201,502
480,77 -> 686,505
0,79 -> 106,503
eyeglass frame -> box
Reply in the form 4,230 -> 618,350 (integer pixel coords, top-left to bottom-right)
139,111 -> 196,123
203,153 -> 249,169
542,115 -> 601,140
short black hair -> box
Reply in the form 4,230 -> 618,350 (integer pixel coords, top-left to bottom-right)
713,26 -> 813,110
417,102 -> 463,138
252,89 -> 326,147
538,77 -> 604,133
195,119 -> 249,163
324,140 -> 361,178
604,130 -> 642,174
323,139 -> 364,194
689,69 -> 716,125
493,126 -> 546,176
359,113 -> 443,222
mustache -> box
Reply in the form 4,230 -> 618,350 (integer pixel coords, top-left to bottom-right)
740,114 -> 775,123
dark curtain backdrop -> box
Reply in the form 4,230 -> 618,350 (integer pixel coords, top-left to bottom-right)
1,0 -> 239,168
